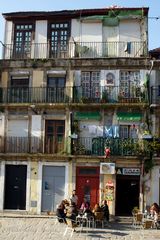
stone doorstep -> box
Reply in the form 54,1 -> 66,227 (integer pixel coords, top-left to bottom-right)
0,211 -> 56,218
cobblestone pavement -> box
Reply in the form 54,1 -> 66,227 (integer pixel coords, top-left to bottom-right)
0,216 -> 159,240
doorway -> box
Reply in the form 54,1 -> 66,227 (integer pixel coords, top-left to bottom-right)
41,166 -> 65,212
4,165 -> 27,210
76,167 -> 99,209
45,120 -> 65,154
116,175 -> 140,216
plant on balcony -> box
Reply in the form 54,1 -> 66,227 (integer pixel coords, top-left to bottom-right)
81,97 -> 90,103
101,90 -> 108,103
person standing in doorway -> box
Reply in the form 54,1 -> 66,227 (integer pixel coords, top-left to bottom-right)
70,190 -> 78,206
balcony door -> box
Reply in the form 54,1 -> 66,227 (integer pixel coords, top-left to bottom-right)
119,71 -> 140,99
47,76 -> 66,103
45,120 -> 65,154
13,23 -> 33,59
81,71 -> 100,102
49,22 -> 70,58
8,76 -> 29,103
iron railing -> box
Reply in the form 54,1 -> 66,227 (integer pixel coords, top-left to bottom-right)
73,86 -> 147,103
0,86 -> 147,104
2,41 -> 147,59
72,137 -> 152,156
0,87 -> 71,104
0,136 -> 159,157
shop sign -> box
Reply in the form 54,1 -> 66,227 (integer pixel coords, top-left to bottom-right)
116,168 -> 140,175
100,163 -> 115,174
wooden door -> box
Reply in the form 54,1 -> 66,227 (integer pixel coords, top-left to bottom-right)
76,167 -> 100,209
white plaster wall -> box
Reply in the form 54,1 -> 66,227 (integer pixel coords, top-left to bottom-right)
119,20 -> 142,57
150,167 -> 160,205
34,20 -> 47,58
149,70 -> 156,86
4,21 -> 13,59
31,115 -> 41,137
71,19 -> 102,42
119,20 -> 141,42
7,119 -> 28,137
0,116 -> 5,136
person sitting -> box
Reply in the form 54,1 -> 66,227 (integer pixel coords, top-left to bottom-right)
150,202 -> 159,224
92,203 -> 102,214
66,200 -> 78,222
101,200 -> 109,223
80,198 -> 92,216
56,200 -> 67,223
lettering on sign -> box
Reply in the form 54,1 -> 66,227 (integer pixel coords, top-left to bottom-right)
116,168 -> 140,175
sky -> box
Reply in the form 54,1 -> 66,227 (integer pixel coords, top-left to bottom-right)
0,0 -> 160,50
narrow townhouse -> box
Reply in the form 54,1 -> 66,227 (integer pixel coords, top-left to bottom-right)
0,6 -> 158,216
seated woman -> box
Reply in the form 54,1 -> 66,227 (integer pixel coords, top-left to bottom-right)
66,200 -> 78,222
80,198 -> 92,216
92,203 -> 102,214
56,200 -> 67,223
101,200 -> 109,222
150,202 -> 159,222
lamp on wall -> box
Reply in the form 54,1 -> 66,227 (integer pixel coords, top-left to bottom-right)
30,105 -> 40,114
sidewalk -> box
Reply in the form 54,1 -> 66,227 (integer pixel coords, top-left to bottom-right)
0,214 -> 159,240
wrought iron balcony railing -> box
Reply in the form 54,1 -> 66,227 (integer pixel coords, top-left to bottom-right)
2,41 -> 147,60
0,86 -> 147,104
0,136 -> 159,157
0,87 -> 71,104
150,86 -> 160,105
72,137 -> 153,157
73,86 -> 147,104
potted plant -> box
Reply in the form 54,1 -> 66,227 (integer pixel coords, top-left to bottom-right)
101,90 -> 108,103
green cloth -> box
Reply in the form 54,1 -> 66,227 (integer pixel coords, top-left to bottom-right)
74,112 -> 101,120
117,112 -> 142,121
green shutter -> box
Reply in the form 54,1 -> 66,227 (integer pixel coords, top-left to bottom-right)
117,112 -> 142,121
74,112 -> 101,120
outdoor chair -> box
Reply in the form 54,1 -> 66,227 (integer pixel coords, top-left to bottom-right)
132,213 -> 143,229
63,218 -> 79,238
94,212 -> 104,228
143,220 -> 153,229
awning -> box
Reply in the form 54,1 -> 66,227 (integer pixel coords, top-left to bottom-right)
74,112 -> 101,120
117,112 -> 142,121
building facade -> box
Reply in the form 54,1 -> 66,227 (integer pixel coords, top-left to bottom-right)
0,7 -> 159,215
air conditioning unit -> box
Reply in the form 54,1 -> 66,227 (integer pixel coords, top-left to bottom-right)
100,163 -> 115,174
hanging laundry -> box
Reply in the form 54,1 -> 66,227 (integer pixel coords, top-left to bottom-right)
88,125 -> 97,135
104,126 -> 113,138
97,126 -> 103,136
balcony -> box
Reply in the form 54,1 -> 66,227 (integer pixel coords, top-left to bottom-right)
0,86 -> 147,104
150,86 -> 160,106
72,137 -> 156,157
2,41 -> 147,60
0,87 -> 71,104
0,136 -> 65,154
73,86 -> 147,104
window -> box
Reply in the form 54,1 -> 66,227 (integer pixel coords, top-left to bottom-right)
81,71 -> 100,100
120,125 -> 138,139
9,76 -> 30,103
49,22 -> 70,58
13,23 -> 33,58
45,120 -> 65,153
119,71 -> 140,98
47,76 -> 66,102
